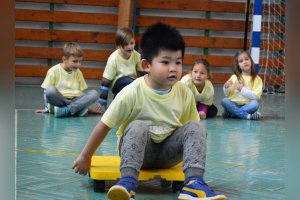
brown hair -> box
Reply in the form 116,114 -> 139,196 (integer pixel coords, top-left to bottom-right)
192,58 -> 211,80
115,27 -> 134,48
233,50 -> 257,83
62,42 -> 83,58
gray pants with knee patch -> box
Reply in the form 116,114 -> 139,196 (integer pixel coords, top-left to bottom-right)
119,120 -> 207,180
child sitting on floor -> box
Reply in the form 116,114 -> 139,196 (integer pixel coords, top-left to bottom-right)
35,42 -> 99,118
221,50 -> 263,120
96,27 -> 146,112
181,59 -> 218,119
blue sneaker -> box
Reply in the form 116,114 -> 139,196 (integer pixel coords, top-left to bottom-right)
54,106 -> 70,118
178,177 -> 227,200
107,176 -> 138,200
75,108 -> 88,117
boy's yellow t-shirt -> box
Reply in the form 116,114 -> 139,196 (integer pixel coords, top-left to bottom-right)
180,74 -> 214,105
103,49 -> 143,87
226,74 -> 263,105
41,64 -> 87,98
101,76 -> 200,143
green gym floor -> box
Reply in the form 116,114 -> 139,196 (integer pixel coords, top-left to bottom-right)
16,84 -> 285,200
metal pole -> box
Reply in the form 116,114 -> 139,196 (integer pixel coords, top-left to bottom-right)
243,0 -> 251,50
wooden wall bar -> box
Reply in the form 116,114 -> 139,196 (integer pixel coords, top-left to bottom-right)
15,0 -> 285,85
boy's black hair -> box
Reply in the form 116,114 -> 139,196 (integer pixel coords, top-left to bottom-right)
140,23 -> 185,63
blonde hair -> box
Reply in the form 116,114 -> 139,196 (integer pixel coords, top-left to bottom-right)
62,42 -> 83,58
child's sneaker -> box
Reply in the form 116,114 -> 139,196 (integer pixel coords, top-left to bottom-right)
54,106 -> 70,118
107,176 -> 138,200
178,177 -> 227,200
75,108 -> 88,117
249,111 -> 261,120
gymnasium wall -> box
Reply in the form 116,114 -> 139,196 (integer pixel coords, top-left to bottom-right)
15,0 -> 283,85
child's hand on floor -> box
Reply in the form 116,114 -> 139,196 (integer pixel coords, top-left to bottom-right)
199,111 -> 206,119
72,155 -> 91,176
35,108 -> 48,113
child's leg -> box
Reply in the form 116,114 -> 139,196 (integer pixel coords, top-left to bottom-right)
172,121 -> 206,178
141,121 -> 206,178
112,76 -> 135,98
206,104 -> 218,118
118,120 -> 150,179
239,100 -> 259,114
221,97 -> 247,119
68,89 -> 98,115
108,120 -> 149,200
118,121 -> 206,173
171,123 -> 226,199
45,86 -> 71,106
221,98 -> 259,120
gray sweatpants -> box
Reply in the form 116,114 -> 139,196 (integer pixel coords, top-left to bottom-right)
119,120 -> 207,180
44,86 -> 98,115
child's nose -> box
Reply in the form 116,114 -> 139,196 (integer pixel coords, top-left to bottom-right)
169,64 -> 177,72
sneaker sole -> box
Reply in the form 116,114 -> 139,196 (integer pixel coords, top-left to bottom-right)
77,109 -> 88,117
178,193 -> 227,200
107,185 -> 132,200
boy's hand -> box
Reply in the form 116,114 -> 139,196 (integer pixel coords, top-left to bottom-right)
199,111 -> 206,120
35,108 -> 48,113
72,155 -> 91,176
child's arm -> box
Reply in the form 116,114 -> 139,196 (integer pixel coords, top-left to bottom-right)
72,121 -> 111,175
98,78 -> 112,110
223,80 -> 233,96
240,88 -> 258,99
198,103 -> 208,120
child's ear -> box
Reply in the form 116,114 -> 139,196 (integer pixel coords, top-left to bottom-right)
62,56 -> 67,62
141,59 -> 150,72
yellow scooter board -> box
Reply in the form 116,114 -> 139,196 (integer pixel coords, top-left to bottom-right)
90,156 -> 184,193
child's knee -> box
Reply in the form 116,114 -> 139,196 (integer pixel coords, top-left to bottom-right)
221,97 -> 229,107
185,121 -> 206,138
44,86 -> 57,97
87,89 -> 99,100
250,100 -> 259,109
121,120 -> 150,145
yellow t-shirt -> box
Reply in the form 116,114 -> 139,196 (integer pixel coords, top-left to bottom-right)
180,74 -> 214,105
41,64 -> 87,98
101,76 -> 200,143
103,49 -> 143,88
226,74 -> 263,105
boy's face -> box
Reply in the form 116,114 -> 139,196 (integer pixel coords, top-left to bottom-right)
62,55 -> 83,72
143,50 -> 183,90
118,38 -> 135,59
